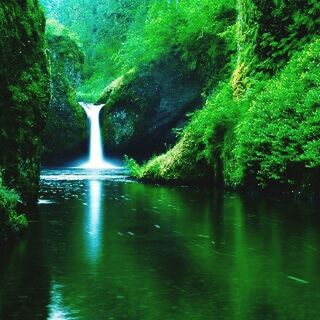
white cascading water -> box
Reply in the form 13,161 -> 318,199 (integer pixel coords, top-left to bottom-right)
79,102 -> 117,169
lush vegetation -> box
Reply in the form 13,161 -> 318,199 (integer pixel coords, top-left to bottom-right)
40,0 -> 320,192
0,0 -> 49,239
0,176 -> 27,244
130,38 -> 320,192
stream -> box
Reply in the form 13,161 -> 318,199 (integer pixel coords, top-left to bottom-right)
0,168 -> 319,319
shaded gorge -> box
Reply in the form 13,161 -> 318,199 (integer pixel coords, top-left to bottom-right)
0,168 -> 319,319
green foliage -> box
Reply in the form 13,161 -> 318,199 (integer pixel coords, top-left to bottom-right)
42,0 -> 237,100
124,156 -> 141,178
117,0 -> 237,88
238,0 -> 320,77
235,38 -> 320,189
0,174 -> 28,243
41,0 -> 144,101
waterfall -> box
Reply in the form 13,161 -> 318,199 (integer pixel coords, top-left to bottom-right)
79,102 -> 117,169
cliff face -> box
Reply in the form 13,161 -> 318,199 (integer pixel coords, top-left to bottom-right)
42,20 -> 87,162
0,0 -> 50,205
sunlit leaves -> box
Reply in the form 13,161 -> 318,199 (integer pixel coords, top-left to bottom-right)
236,39 -> 320,187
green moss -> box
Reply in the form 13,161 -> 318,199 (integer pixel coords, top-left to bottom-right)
98,67 -> 161,153
42,19 -> 87,159
128,84 -> 236,183
0,0 -> 50,204
129,132 -> 213,183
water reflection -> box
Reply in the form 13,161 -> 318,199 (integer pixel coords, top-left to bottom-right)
0,169 -> 319,320
85,179 -> 103,264
48,281 -> 76,320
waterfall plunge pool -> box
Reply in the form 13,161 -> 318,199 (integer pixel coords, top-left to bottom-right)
0,167 -> 319,319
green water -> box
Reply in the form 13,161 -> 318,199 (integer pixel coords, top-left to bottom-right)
0,168 -> 319,320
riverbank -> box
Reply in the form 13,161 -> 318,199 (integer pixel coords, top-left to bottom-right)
127,169 -> 320,203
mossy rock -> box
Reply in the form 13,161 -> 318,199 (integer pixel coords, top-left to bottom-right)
42,20 -> 87,160
0,0 -> 50,204
98,56 -> 202,157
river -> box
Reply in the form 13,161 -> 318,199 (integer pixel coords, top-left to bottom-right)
0,168 -> 319,319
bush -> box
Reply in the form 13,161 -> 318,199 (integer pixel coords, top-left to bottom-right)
0,174 -> 28,243
235,38 -> 320,189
